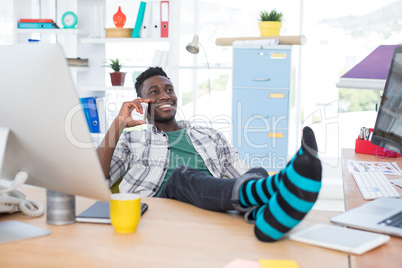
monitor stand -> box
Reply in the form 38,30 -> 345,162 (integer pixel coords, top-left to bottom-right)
0,127 -> 74,244
0,127 -> 9,172
0,221 -> 51,244
0,127 -> 52,243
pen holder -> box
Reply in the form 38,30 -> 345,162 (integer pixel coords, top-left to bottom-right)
355,128 -> 401,158
46,190 -> 76,225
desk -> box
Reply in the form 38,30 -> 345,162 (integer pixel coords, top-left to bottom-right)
341,149 -> 402,268
0,187 -> 348,268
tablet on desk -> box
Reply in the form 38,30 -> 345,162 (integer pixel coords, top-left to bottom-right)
289,224 -> 390,255
76,201 -> 148,224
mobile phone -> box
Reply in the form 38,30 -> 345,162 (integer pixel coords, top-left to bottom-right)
141,102 -> 148,121
140,203 -> 148,215
131,102 -> 148,121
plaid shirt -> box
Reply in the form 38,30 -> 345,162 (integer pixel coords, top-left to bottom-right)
108,121 -> 249,197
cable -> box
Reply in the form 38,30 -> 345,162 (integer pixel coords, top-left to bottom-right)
19,199 -> 45,218
198,42 -> 212,123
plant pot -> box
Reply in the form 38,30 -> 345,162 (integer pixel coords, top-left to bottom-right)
258,21 -> 282,36
110,72 -> 126,86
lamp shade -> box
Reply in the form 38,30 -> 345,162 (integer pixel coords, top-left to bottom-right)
336,45 -> 402,90
186,35 -> 200,54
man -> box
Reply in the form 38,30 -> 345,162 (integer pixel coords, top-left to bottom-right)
97,67 -> 322,242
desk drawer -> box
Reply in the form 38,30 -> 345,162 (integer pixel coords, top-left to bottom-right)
233,49 -> 290,88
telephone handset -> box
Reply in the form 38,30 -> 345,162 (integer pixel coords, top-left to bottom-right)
0,171 -> 44,217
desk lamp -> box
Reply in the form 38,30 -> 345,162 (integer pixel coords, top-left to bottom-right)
186,35 -> 200,54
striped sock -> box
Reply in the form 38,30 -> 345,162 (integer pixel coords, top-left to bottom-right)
239,148 -> 302,208
252,127 -> 322,242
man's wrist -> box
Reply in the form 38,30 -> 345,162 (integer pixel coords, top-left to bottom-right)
114,116 -> 128,129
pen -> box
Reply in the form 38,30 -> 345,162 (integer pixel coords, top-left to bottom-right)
364,128 -> 370,140
359,128 -> 365,140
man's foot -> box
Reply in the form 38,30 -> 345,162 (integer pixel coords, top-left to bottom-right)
237,127 -> 322,242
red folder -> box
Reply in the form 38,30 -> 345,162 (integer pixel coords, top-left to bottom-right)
160,1 -> 169,38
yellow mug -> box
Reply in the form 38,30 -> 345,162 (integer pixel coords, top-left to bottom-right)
110,193 -> 141,233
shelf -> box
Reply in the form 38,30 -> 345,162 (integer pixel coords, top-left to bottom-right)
80,86 -> 134,91
16,28 -> 87,35
81,37 -> 169,44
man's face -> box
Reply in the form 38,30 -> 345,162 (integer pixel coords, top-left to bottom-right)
140,75 -> 177,123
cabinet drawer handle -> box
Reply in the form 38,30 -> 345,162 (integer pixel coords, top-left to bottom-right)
252,78 -> 270,81
270,53 -> 287,59
268,132 -> 284,138
269,93 -> 285,99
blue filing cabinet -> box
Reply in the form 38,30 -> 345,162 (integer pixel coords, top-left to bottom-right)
232,45 -> 292,172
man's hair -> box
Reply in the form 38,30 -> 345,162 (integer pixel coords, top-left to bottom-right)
135,67 -> 169,97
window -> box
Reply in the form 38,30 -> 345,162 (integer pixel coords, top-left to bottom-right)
0,1 -> 13,45
178,0 -> 301,139
301,0 -> 401,156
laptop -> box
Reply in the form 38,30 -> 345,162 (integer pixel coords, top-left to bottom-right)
331,198 -> 402,237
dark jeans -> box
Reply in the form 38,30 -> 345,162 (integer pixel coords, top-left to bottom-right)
158,165 -> 268,212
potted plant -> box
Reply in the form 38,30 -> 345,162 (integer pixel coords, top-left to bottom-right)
258,9 -> 283,36
107,58 -> 126,86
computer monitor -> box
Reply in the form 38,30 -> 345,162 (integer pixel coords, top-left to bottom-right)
0,43 -> 110,201
371,46 -> 402,154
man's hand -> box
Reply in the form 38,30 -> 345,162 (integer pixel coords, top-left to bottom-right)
118,98 -> 150,128
97,98 -> 150,178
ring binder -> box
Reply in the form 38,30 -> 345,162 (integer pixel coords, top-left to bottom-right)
80,97 -> 101,133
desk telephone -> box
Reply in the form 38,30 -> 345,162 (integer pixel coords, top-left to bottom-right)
0,171 -> 44,217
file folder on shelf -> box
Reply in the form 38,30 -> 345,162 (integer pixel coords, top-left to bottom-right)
80,97 -> 101,133
95,97 -> 106,134
149,1 -> 160,38
160,1 -> 169,38
140,2 -> 152,38
132,1 -> 146,38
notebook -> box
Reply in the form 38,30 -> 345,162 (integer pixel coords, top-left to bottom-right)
76,201 -> 148,224
331,198 -> 402,237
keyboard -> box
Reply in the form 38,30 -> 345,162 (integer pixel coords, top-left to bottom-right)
351,171 -> 400,200
379,211 -> 402,228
